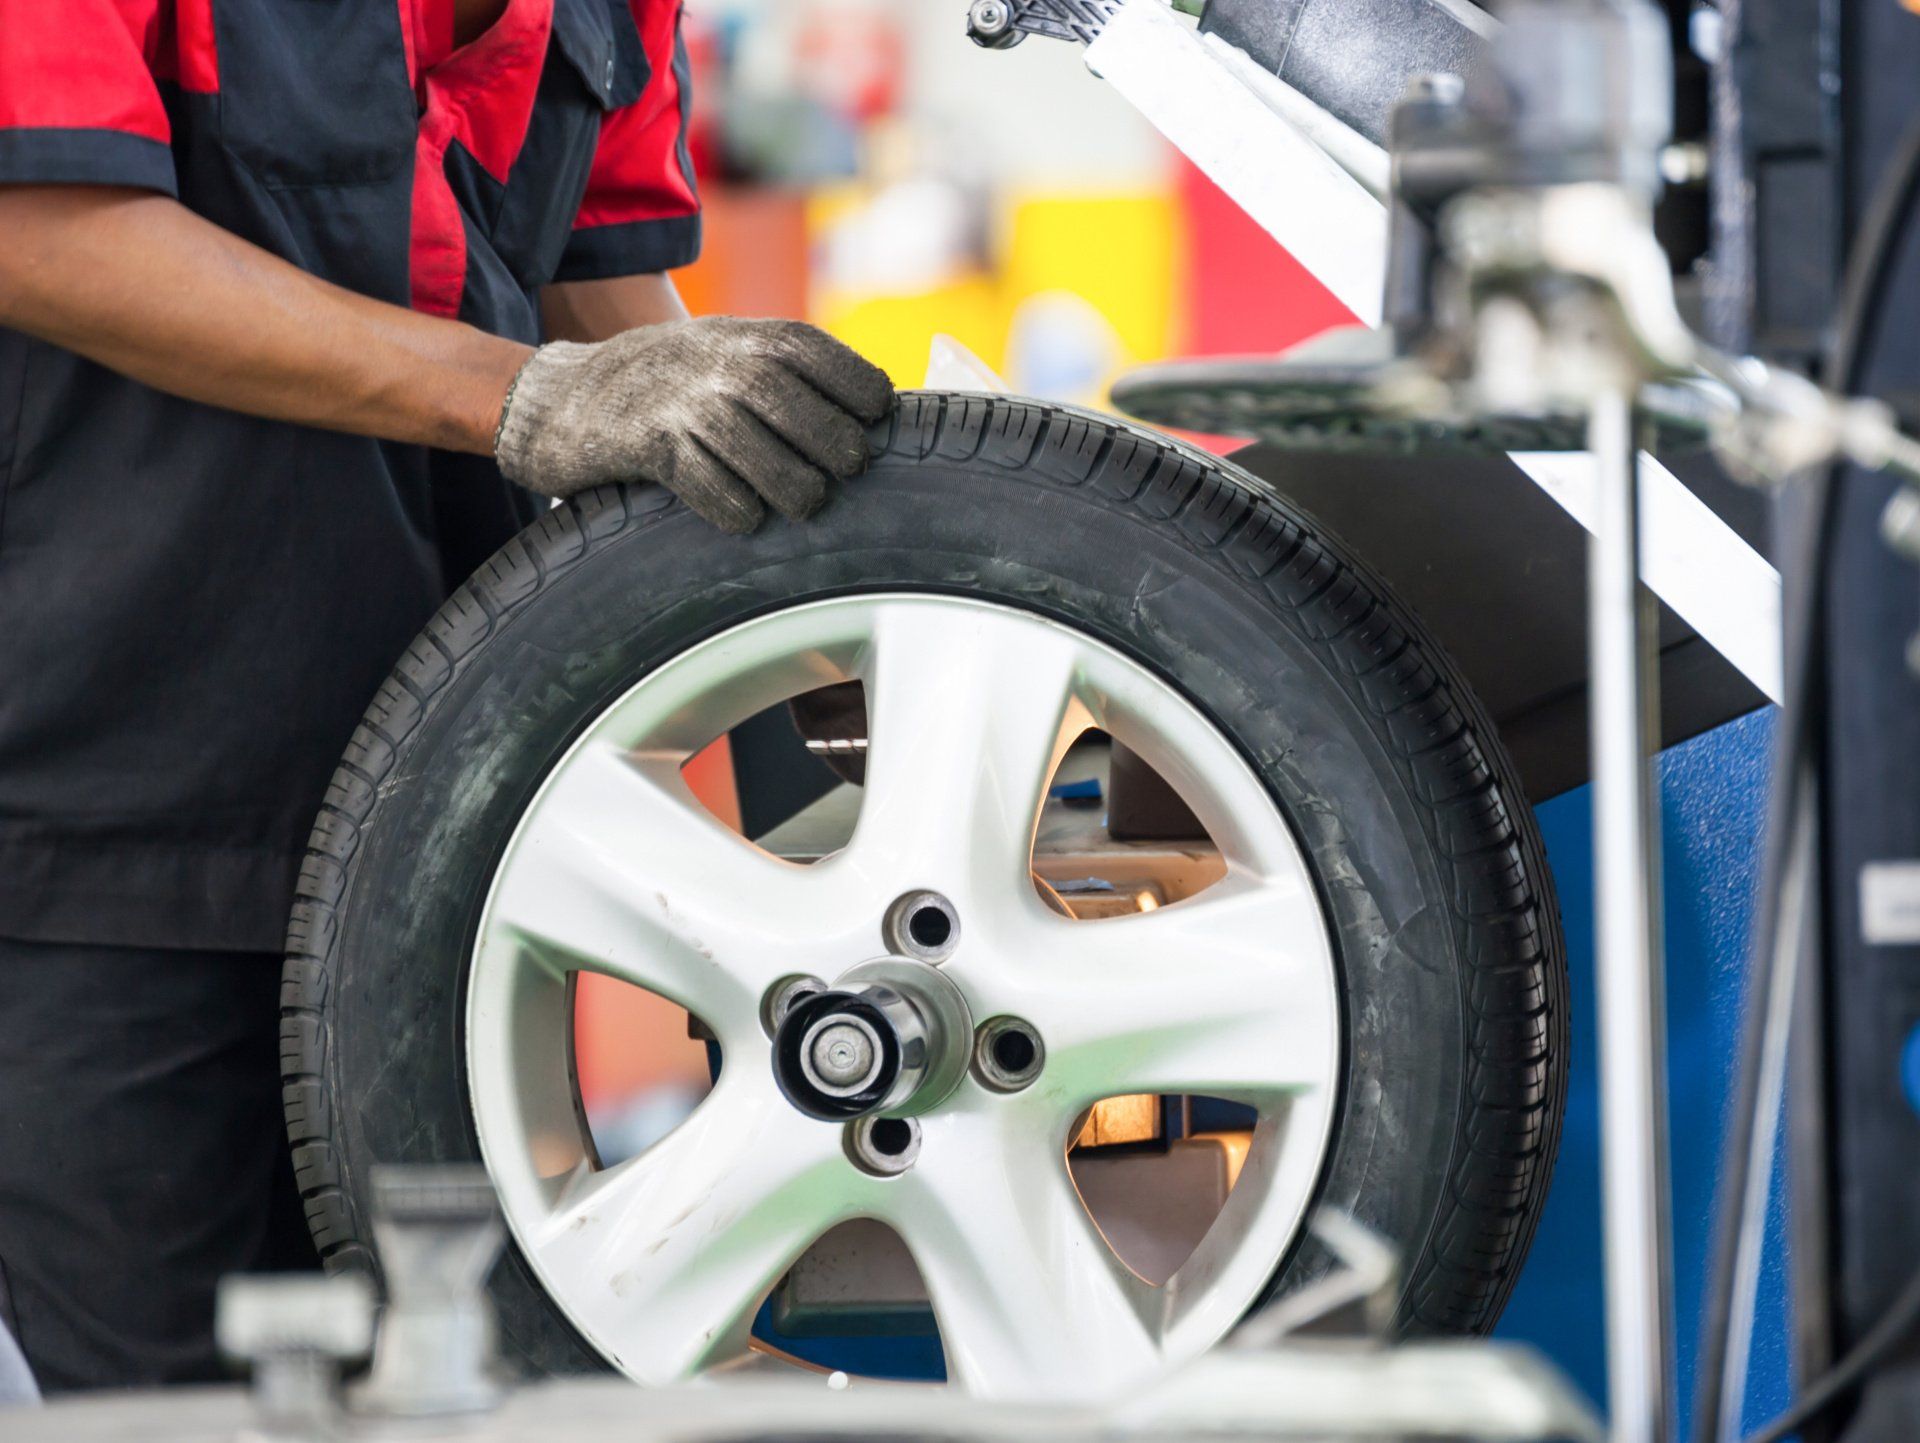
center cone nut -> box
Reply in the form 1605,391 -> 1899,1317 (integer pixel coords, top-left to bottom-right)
804,1016 -> 883,1092
770,958 -> 974,1121
774,990 -> 902,1120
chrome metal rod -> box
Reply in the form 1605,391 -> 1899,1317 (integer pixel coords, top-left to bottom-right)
1588,388 -> 1677,1443
1716,774 -> 1811,1440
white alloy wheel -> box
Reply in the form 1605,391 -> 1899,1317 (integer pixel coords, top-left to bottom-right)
465,594 -> 1341,1401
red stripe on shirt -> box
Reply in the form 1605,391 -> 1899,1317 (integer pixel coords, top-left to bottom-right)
408,0 -> 553,316
155,0 -> 220,93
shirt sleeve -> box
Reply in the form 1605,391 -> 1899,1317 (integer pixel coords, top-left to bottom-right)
0,0 -> 178,194
554,0 -> 702,283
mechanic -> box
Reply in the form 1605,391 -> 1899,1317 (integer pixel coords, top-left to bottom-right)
0,0 -> 893,1394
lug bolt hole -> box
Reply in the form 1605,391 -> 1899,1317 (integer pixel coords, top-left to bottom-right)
991,1029 -> 1037,1075
973,1016 -> 1045,1093
868,1117 -> 914,1157
908,906 -> 952,951
885,890 -> 960,963
846,1116 -> 921,1176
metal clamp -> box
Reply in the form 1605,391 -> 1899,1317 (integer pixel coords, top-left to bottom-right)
965,0 -> 1120,49
966,0 -> 1206,49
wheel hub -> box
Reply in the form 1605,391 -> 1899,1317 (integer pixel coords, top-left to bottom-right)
772,957 -> 975,1121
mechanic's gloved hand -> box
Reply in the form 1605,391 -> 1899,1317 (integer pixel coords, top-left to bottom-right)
495,317 -> 895,533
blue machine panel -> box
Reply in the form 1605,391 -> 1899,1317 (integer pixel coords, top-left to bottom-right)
1499,709 -> 1791,1433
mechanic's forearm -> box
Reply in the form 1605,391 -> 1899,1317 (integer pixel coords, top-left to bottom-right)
541,271 -> 690,343
0,186 -> 529,454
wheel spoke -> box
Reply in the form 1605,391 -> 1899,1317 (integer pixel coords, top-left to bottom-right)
1009,874 -> 1338,1111
483,742 -> 846,1040
525,1076 -> 851,1384
849,603 -> 1088,898
885,1111 -> 1162,1399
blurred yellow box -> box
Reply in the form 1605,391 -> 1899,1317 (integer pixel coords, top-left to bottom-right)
815,276 -> 1008,391
1000,190 -> 1182,368
807,184 -> 1184,400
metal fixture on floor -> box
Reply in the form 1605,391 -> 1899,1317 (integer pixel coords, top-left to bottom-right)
202,1165 -> 506,1438
354,1166 -> 509,1418
19,1187 -> 1602,1442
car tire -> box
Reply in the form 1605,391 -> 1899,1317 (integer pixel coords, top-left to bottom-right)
281,391 -> 1568,1377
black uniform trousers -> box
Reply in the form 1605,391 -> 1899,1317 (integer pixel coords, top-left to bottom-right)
0,937 -> 316,1392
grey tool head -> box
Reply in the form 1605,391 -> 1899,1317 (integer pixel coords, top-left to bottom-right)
356,1164 -> 509,1418
371,1165 -> 501,1234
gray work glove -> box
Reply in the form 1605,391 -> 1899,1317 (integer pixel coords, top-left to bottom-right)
495,317 -> 895,533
